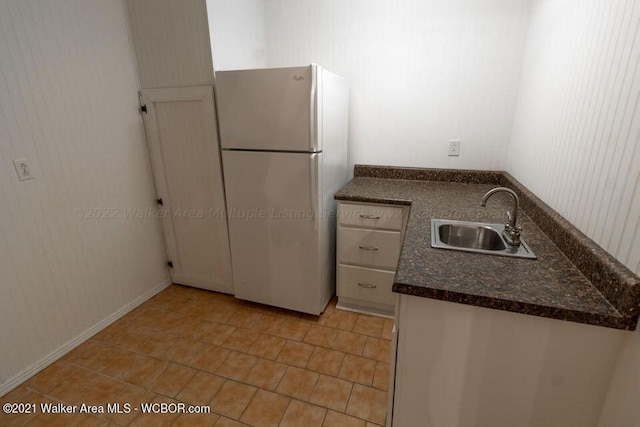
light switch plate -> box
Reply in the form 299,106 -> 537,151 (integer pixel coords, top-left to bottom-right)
13,159 -> 34,181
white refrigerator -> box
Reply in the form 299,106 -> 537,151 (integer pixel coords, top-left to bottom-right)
216,65 -> 349,315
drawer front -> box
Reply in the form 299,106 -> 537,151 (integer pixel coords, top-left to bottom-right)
339,203 -> 404,231
339,227 -> 401,269
339,264 -> 396,306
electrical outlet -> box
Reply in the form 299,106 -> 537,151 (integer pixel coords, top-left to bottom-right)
449,140 -> 461,157
13,159 -> 34,181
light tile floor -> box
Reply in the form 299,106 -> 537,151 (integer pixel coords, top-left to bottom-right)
1,285 -> 393,426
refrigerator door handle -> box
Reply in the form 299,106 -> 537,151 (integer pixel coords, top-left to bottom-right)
310,153 -> 319,232
309,64 -> 318,152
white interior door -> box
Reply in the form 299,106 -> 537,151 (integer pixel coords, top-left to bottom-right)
222,150 -> 322,314
141,86 -> 233,293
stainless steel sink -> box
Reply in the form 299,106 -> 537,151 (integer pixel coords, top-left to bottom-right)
438,223 -> 506,251
431,219 -> 536,259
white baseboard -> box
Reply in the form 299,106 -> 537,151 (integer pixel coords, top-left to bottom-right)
0,278 -> 172,397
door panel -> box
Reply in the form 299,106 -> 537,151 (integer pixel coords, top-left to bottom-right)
216,66 -> 315,152
141,86 -> 233,293
222,150 -> 321,314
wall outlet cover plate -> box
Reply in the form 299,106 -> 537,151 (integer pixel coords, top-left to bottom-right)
448,140 -> 461,157
13,159 -> 35,181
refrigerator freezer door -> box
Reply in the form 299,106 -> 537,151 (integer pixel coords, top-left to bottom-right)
222,150 -> 322,314
216,66 -> 320,152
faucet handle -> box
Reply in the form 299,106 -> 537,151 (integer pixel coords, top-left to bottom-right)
503,223 -> 522,246
504,223 -> 522,233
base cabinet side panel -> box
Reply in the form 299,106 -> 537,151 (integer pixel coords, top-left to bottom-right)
392,295 -> 626,427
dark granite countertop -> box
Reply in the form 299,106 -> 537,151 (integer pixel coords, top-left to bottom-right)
334,165 -> 640,330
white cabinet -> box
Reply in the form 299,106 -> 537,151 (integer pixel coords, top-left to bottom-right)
336,202 -> 408,316
140,87 -> 233,293
338,228 -> 403,269
127,0 -> 232,293
391,294 -> 627,427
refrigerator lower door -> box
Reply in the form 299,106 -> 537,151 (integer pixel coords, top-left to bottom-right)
222,150 -> 322,314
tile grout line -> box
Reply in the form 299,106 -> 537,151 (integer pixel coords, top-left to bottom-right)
275,396 -> 294,427
11,286 -> 392,426
52,342 -> 384,419
94,327 -> 386,405
233,384 -> 258,423
20,373 -> 376,425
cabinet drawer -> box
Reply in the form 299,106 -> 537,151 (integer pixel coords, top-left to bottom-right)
339,227 -> 402,269
339,203 -> 404,231
339,264 -> 396,306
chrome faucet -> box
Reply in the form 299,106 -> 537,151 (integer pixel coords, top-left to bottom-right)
480,187 -> 522,246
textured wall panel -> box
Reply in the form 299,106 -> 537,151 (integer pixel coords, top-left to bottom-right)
507,0 -> 640,276
0,0 -> 167,389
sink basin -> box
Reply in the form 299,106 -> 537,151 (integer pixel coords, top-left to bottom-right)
431,219 -> 536,259
438,223 -> 506,251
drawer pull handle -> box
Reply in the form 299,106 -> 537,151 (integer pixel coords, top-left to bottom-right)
359,245 -> 379,251
358,282 -> 377,289
360,214 -> 381,219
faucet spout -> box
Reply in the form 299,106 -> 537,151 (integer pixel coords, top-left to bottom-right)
480,187 -> 521,246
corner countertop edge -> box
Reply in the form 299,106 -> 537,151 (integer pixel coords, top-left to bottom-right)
334,166 -> 640,331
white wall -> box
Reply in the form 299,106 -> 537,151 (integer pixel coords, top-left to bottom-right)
261,0 -> 531,170
0,0 -> 168,392
505,1 -> 640,425
507,0 -> 640,275
207,0 -> 267,70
